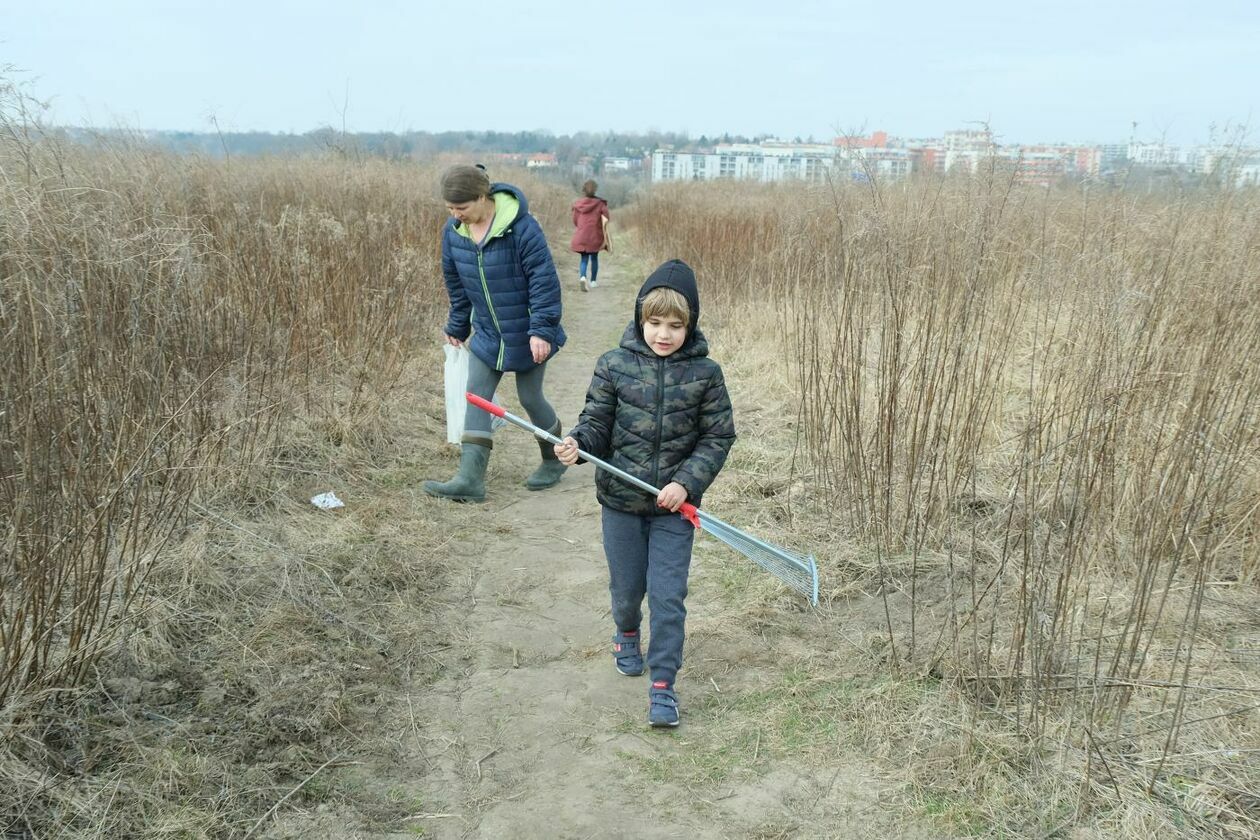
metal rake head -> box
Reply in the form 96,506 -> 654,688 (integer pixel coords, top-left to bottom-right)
697,512 -> 819,606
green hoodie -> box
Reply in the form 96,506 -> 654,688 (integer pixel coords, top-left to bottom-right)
455,192 -> 519,244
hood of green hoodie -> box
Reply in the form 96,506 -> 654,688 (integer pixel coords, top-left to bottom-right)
455,190 -> 520,241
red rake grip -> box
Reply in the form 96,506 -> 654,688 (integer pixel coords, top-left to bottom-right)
466,392 -> 505,417
679,503 -> 700,529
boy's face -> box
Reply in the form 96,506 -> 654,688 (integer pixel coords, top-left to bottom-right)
642,313 -> 687,357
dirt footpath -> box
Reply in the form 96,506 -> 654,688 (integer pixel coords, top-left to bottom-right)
392,253 -> 938,840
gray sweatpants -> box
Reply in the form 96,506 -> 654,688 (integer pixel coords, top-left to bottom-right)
601,505 -> 696,686
463,350 -> 558,445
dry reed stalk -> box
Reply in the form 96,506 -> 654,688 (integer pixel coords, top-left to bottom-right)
0,116 -> 514,707
2,82 -> 577,831
628,173 -> 1260,833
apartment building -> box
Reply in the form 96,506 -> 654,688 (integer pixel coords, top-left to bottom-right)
850,147 -> 913,180
651,141 -> 841,183
1002,149 -> 1067,186
1015,145 -> 1103,181
899,137 -> 945,173
943,129 -> 996,173
1127,142 -> 1181,167
646,128 -> 1240,187
1099,144 -> 1128,170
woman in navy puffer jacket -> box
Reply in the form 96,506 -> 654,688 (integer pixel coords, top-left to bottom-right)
423,165 -> 568,502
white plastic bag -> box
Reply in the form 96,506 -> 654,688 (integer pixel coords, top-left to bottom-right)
444,344 -> 470,444
443,344 -> 505,444
310,491 -> 345,510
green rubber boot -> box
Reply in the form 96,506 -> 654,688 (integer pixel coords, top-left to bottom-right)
423,442 -> 490,502
524,420 -> 567,490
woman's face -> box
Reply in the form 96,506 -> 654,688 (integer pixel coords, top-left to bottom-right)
446,195 -> 492,225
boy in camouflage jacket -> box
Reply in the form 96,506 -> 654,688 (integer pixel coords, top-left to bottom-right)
555,259 -> 736,727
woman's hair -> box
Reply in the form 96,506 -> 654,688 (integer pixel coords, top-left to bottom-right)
639,287 -> 690,326
582,179 -> 597,198
442,165 -> 492,203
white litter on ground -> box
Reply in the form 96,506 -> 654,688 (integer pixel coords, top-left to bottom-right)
310,491 -> 345,510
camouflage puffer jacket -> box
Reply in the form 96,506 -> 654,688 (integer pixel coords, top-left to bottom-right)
568,322 -> 736,516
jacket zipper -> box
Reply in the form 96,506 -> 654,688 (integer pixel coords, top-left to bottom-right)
475,247 -> 506,369
652,356 -> 665,489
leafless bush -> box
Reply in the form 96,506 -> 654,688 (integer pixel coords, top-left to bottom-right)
630,173 -> 1260,832
0,85 -> 583,832
0,91 -> 462,710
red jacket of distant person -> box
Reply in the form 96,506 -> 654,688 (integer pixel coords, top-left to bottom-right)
570,196 -> 610,253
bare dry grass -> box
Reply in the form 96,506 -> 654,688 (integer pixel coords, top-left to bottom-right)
5,72 -> 1257,834
0,90 -> 573,835
629,174 -> 1260,836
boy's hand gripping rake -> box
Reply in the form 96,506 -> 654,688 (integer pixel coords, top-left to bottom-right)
466,393 -> 819,606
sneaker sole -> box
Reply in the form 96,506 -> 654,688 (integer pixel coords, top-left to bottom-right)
616,664 -> 644,676
649,718 -> 680,728
579,279 -> 589,292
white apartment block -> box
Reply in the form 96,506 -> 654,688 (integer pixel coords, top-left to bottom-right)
1197,146 -> 1260,178
850,147 -> 913,180
651,141 -> 843,183
1127,142 -> 1182,167
943,129 -> 994,151
942,129 -> 995,173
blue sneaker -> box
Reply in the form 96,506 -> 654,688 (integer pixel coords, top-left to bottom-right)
648,681 -> 679,728
612,630 -> 644,676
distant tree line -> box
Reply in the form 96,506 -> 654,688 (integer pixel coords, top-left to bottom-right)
57,127 -> 774,163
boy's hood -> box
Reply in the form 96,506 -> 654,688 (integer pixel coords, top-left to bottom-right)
634,259 -> 700,333
626,259 -> 704,356
573,196 -> 605,213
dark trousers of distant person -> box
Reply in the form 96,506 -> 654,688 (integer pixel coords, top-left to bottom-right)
578,251 -> 599,284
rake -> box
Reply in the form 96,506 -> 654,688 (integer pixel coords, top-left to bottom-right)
466,393 -> 819,606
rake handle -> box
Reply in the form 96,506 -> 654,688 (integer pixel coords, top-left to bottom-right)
466,392 -> 700,527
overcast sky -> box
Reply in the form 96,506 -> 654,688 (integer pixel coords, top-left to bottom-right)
3,0 -> 1258,146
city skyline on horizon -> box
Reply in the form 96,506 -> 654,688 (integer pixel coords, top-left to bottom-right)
58,121 -> 1256,152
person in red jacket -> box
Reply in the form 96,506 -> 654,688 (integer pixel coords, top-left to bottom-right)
570,179 -> 610,292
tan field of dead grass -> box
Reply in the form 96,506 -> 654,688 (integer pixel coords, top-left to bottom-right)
629,173 -> 1260,836
3,84 -> 1259,838
0,108 -> 573,835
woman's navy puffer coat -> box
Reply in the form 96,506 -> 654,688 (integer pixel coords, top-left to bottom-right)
441,183 -> 566,372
